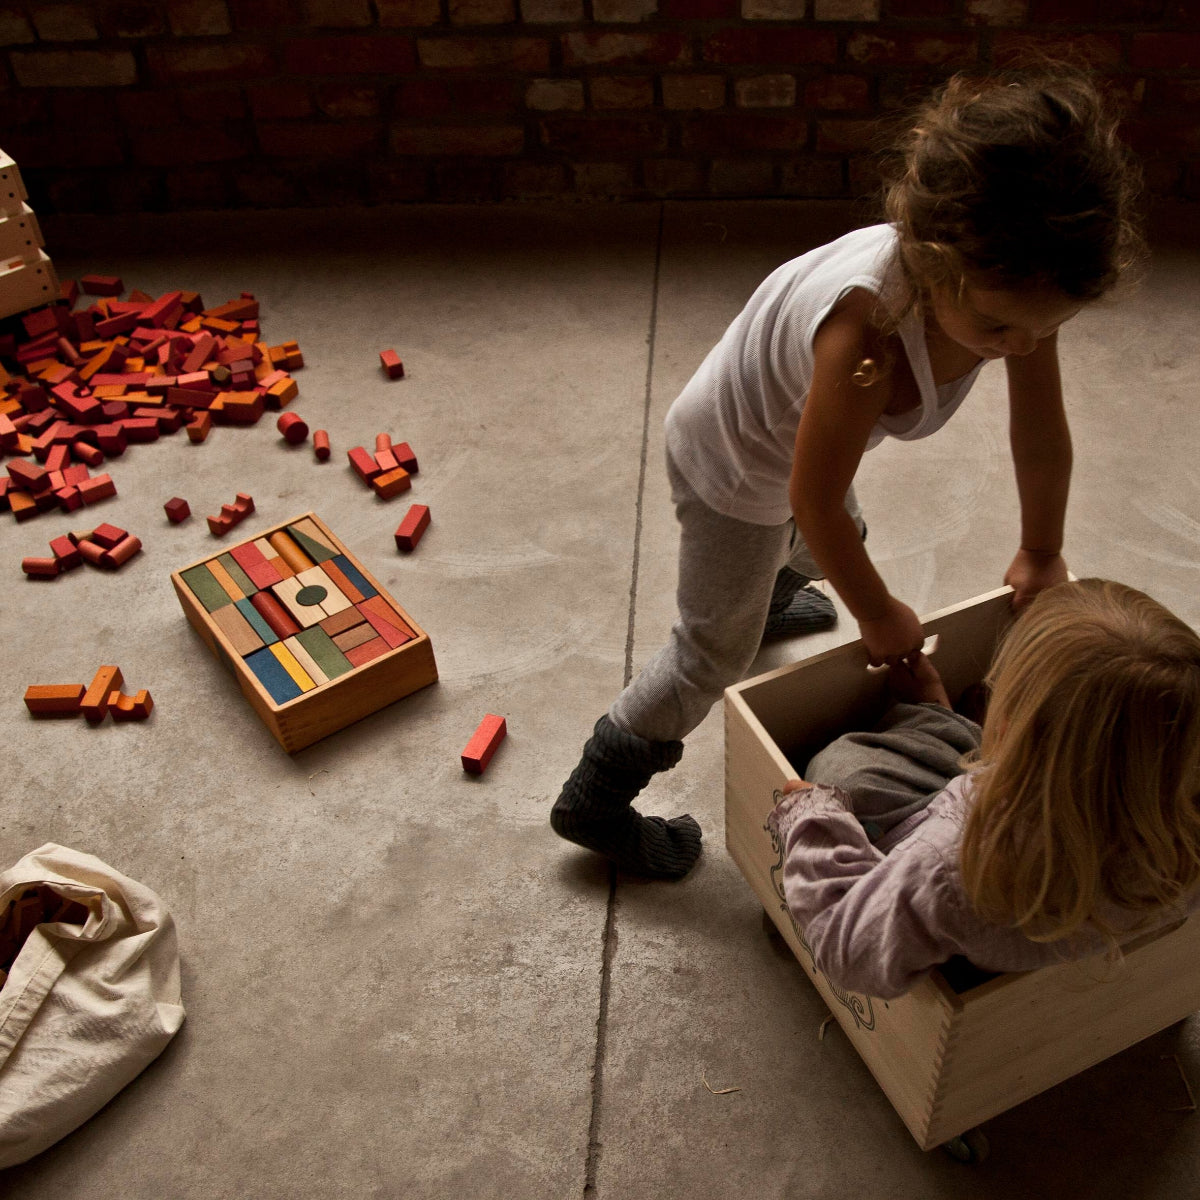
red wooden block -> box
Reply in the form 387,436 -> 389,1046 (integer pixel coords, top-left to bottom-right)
81,665 -> 123,722
77,474 -> 116,504
186,411 -> 212,443
108,689 -> 154,721
164,497 -> 190,523
394,503 -> 430,551
99,534 -> 141,568
24,684 -> 86,716
277,412 -> 308,444
313,429 -> 330,461
358,605 -> 411,649
93,425 -> 127,455
347,446 -> 380,483
49,535 -> 82,569
392,440 -> 417,473
90,522 -> 127,549
229,540 -> 283,589
21,556 -> 60,579
207,513 -> 233,536
343,635 -> 390,667
8,459 -> 49,493
72,440 -> 104,467
249,591 -> 301,640
379,349 -> 404,379
77,539 -> 106,567
55,486 -> 83,512
461,714 -> 507,775
374,445 -> 398,473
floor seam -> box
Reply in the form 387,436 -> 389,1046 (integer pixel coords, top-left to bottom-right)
582,200 -> 666,1197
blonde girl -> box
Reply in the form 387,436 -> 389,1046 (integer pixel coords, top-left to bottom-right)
770,579 -> 1200,999
552,66 -> 1143,881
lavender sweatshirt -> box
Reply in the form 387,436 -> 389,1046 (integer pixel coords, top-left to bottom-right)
768,773 -> 1200,1000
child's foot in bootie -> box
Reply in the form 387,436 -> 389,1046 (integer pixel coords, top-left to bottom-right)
763,567 -> 837,641
550,714 -> 702,880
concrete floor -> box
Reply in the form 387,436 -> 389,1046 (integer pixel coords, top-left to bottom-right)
2,200 -> 1198,1198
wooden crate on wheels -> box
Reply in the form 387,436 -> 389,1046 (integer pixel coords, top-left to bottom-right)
725,586 -> 1200,1157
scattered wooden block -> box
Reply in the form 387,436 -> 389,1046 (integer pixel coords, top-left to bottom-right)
90,522 -> 127,549
347,446 -> 380,484
371,467 -> 411,499
313,429 -> 330,461
379,349 -> 404,379
394,504 -> 430,551
108,689 -> 153,721
98,533 -> 142,568
81,664 -> 123,723
80,274 -> 123,296
24,684 -> 85,716
277,411 -> 308,444
164,496 -> 190,523
462,714 -> 507,775
186,411 -> 212,443
21,555 -> 59,578
48,534 -> 82,569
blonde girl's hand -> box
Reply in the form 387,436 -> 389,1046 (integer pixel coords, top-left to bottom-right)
857,596 -> 925,668
1004,548 -> 1068,611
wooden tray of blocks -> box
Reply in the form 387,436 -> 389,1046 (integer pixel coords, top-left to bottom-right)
172,512 -> 437,753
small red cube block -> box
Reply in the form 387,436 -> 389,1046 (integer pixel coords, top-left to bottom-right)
379,349 -> 404,379
164,497 -> 191,524
90,522 -> 127,549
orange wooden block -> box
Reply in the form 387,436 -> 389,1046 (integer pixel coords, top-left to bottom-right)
371,467 -> 411,499
81,665 -> 123,722
108,689 -> 153,721
186,411 -> 212,443
24,684 -> 86,716
461,714 -> 507,775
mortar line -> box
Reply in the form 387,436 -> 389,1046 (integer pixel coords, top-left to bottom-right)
582,200 -> 666,1196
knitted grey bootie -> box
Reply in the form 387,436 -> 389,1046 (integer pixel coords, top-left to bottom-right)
550,714 -> 701,880
762,567 -> 837,640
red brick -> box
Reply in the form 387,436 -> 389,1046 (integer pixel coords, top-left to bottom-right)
520,0 -> 582,19
396,79 -> 453,116
814,0 -> 880,14
107,2 -> 168,37
564,31 -> 688,67
434,160 -> 499,199
5,125 -> 124,167
166,0 -> 233,35
301,0 -> 374,24
247,82 -> 314,119
453,78 -> 521,112
116,90 -> 182,127
1126,115 -> 1200,155
643,157 -> 704,194
259,120 -> 382,156
992,31 -> 1123,68
845,30 -> 978,66
235,168 -> 302,205
147,42 -> 274,83
572,162 -> 637,194
735,74 -> 796,108
540,116 -> 668,154
815,118 -> 877,153
592,0 -> 656,19
1032,0 -> 1167,18
418,35 -> 550,69
741,0 -> 806,14
367,159 -> 432,200
166,166 -> 234,207
804,73 -> 870,111
1131,33 -> 1200,69
781,155 -> 845,196
228,0 -> 296,28
283,35 -> 416,74
377,0 -> 442,23
591,76 -> 654,109
704,28 -> 836,66
1147,77 -> 1200,109
178,87 -> 247,121
659,0 -> 738,14
316,83 -> 381,117
31,4 -> 99,40
12,49 -> 138,87
132,125 -> 254,165
390,123 -> 524,155
0,7 -> 35,44
501,161 -> 569,196
449,0 -> 516,22
525,78 -> 585,111
964,0 -> 1027,23
680,114 -> 808,153
710,158 -> 775,195
885,0 -> 953,12
661,73 -> 725,109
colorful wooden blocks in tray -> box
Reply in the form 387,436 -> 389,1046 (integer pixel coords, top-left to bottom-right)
171,512 -> 437,753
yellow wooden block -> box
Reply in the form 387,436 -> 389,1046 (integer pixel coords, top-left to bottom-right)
269,641 -> 315,692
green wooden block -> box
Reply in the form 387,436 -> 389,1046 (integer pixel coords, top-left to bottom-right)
287,524 -> 338,564
236,598 -> 278,646
181,564 -> 233,613
294,625 -> 355,680
217,552 -> 257,597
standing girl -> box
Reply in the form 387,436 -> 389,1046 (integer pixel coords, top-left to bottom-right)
552,66 -> 1143,880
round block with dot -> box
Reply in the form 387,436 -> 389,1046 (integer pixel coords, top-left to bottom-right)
277,412 -> 309,444
295,584 -> 327,607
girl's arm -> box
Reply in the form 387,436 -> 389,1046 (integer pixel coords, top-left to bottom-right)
770,782 -> 964,999
790,290 -> 925,664
1005,333 -> 1072,607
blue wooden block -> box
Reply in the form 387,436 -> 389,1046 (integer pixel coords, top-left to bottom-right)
331,554 -> 376,599
244,647 -> 302,704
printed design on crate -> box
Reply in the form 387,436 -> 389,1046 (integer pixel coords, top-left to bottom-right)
766,793 -> 877,1033
178,516 -> 419,706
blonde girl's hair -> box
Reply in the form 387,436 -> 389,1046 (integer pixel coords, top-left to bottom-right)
960,580 -> 1200,945
850,63 -> 1146,386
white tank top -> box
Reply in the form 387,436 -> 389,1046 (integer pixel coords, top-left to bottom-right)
664,223 -> 985,525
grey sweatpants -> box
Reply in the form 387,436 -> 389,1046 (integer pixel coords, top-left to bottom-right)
609,448 -> 863,744
804,702 -> 983,846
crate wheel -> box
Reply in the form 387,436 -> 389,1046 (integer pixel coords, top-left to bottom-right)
942,1127 -> 990,1164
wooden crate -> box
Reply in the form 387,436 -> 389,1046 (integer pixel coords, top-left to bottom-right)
0,150 -> 28,215
0,250 -> 58,322
0,204 -> 43,263
725,585 -> 1200,1150
172,512 -> 438,754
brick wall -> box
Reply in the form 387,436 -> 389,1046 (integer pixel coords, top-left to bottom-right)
2,0 -> 1198,212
